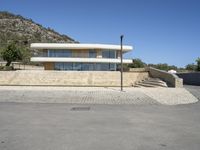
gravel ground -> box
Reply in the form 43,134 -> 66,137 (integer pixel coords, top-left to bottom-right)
0,86 -> 198,105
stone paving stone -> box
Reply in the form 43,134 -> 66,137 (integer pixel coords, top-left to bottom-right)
0,86 -> 198,105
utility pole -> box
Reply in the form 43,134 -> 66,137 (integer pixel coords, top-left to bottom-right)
120,35 -> 124,91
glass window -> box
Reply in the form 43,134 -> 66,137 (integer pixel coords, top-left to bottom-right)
73,63 -> 82,71
82,63 -> 89,71
102,50 -> 116,58
89,50 -> 97,58
54,62 -> 72,70
54,62 -> 117,71
109,51 -> 116,58
101,63 -> 110,71
55,62 -> 63,70
88,63 -> 95,70
95,63 -> 102,71
63,50 -> 72,57
102,50 -> 110,58
48,50 -> 72,57
63,63 -> 73,70
109,63 -> 116,71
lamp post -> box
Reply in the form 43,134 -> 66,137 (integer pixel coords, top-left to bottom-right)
120,35 -> 124,91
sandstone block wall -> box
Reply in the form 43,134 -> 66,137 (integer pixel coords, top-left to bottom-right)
0,70 -> 149,86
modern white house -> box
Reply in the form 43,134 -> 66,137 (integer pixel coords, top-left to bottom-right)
30,43 -> 133,71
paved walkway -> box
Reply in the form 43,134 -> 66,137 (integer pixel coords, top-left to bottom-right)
0,86 -> 198,105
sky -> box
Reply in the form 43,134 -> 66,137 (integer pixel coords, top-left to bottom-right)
0,0 -> 200,67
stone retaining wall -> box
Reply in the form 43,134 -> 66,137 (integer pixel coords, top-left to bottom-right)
148,67 -> 183,88
0,70 -> 149,86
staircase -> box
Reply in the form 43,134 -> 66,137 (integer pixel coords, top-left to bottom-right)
134,78 -> 168,88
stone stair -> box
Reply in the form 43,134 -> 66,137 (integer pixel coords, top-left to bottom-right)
134,78 -> 168,88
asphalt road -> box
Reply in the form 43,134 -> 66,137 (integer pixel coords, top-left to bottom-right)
0,85 -> 199,150
184,85 -> 200,100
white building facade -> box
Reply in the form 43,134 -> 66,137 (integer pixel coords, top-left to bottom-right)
30,43 -> 133,71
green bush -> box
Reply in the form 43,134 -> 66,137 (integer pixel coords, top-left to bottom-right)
148,63 -> 177,71
128,58 -> 146,68
196,57 -> 200,71
185,63 -> 197,71
1,43 -> 22,66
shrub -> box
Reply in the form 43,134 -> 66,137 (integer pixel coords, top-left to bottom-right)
1,43 -> 22,66
185,63 -> 197,71
128,58 -> 146,68
196,57 -> 200,71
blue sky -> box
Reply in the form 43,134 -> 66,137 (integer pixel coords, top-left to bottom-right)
0,0 -> 200,67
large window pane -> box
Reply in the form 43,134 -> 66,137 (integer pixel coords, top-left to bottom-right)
89,50 -> 96,58
102,50 -> 110,58
109,63 -> 116,71
73,63 -> 82,71
64,63 -> 73,70
102,50 -> 116,58
54,62 -> 117,71
63,50 -> 72,57
48,50 -> 72,57
55,62 -> 63,70
82,63 -> 89,71
95,63 -> 102,71
88,63 -> 95,70
109,51 -> 116,58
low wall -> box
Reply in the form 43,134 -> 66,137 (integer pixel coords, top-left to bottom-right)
0,70 -> 149,86
129,68 -> 146,72
148,67 -> 183,88
177,72 -> 200,86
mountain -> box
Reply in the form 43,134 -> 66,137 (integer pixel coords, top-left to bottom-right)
0,11 -> 77,46
0,11 -> 78,63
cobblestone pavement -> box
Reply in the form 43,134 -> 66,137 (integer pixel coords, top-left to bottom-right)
0,87 -> 158,104
0,86 -> 198,105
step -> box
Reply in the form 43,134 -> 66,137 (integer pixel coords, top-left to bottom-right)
146,78 -> 166,83
139,81 -> 168,87
135,83 -> 157,87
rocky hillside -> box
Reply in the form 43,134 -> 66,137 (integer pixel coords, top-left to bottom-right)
0,11 -> 78,63
0,11 -> 77,47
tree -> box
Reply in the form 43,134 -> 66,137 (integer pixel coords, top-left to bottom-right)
128,58 -> 146,68
196,57 -> 200,71
20,46 -> 31,64
185,63 -> 197,71
1,43 -> 22,66
148,63 -> 177,71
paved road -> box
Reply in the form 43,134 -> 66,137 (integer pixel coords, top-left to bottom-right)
0,85 -> 199,150
0,101 -> 200,150
184,85 -> 200,100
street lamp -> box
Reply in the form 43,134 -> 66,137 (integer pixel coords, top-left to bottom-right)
120,35 -> 124,91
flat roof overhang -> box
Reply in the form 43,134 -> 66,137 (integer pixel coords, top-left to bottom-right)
31,57 -> 133,64
30,43 -> 133,52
